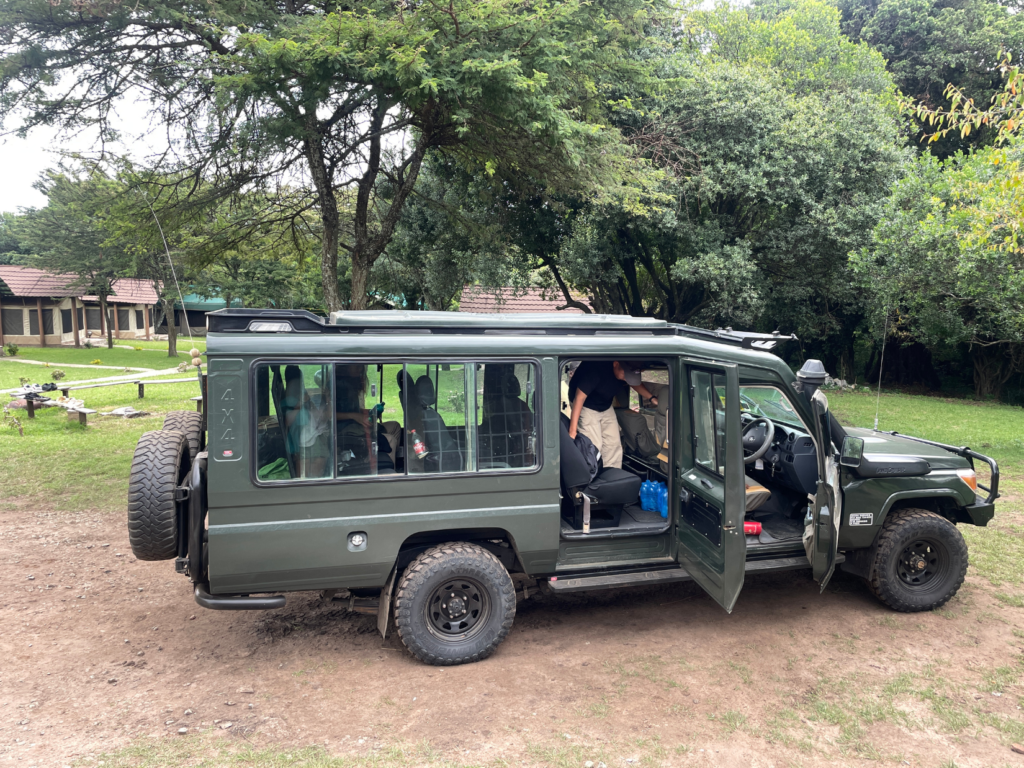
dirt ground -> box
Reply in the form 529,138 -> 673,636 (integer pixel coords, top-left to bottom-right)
2,504 -> 1023,768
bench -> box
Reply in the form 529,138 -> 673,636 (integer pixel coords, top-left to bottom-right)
67,408 -> 98,426
60,380 -> 141,398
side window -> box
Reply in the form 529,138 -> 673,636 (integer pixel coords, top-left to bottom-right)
691,370 -> 725,475
334,363 -> 405,477
254,363 -> 333,481
477,362 -> 538,470
404,363 -> 469,475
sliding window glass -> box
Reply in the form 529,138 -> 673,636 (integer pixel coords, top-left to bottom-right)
403,363 -> 470,475
254,363 -> 333,481
477,362 -> 538,470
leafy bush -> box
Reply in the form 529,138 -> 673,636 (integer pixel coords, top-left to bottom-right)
50,369 -> 65,381
134,346 -> 143,351
89,359 -> 102,365
4,342 -> 18,356
83,340 -> 93,349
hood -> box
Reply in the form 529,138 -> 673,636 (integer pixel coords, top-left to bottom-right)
845,427 -> 968,470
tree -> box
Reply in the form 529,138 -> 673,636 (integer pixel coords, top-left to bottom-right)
15,168 -> 128,349
837,0 -> 1024,157
0,212 -> 29,264
1,0 -> 661,311
853,149 -> 1024,398
515,0 -> 905,376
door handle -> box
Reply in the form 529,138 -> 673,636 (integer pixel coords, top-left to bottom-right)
700,478 -> 713,490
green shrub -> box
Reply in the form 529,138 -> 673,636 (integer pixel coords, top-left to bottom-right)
89,359 -> 102,365
4,342 -> 18,356
50,369 -> 66,382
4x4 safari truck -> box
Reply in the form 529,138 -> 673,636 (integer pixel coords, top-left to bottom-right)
127,309 -> 999,666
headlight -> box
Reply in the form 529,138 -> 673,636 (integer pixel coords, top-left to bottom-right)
956,468 -> 978,492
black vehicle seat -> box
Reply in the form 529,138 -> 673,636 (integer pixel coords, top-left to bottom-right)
744,476 -> 771,512
559,415 -> 640,531
415,375 -> 464,472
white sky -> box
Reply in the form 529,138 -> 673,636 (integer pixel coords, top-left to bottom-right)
0,98 -> 157,214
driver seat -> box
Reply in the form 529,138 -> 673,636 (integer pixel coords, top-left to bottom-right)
744,476 -> 771,512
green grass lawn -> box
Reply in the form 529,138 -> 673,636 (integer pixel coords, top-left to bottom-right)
3,343 -> 196,369
1,376 -> 202,511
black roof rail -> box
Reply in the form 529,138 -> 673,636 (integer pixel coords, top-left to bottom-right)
208,308 -> 328,333
669,324 -> 797,350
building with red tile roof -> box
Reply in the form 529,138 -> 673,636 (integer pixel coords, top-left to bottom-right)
458,286 -> 591,314
0,266 -> 159,348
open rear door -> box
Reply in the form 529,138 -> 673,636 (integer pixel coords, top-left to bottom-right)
807,390 -> 841,590
676,360 -> 747,612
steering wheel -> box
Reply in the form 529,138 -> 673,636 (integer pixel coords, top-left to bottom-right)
741,416 -> 775,465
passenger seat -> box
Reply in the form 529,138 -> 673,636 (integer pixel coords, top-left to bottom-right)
559,415 -> 641,532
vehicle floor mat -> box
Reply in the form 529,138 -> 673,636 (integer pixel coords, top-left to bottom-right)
756,513 -> 804,542
623,504 -> 664,525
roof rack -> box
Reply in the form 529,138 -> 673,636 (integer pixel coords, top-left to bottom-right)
670,324 -> 797,350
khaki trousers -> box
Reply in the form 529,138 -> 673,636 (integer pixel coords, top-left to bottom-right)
578,405 -> 623,469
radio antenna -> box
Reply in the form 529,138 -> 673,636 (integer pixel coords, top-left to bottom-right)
140,191 -> 195,353
874,306 -> 890,431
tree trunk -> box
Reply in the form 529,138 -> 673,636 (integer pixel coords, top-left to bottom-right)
163,298 -> 178,358
302,114 -> 342,314
971,345 -> 1014,400
99,294 -> 114,349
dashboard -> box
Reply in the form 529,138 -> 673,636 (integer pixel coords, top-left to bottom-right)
745,417 -> 818,496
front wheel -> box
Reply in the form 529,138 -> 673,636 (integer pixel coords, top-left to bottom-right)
869,508 -> 968,612
394,543 -> 516,666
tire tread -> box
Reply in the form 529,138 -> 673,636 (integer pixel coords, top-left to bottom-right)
127,430 -> 188,561
869,507 -> 968,612
394,543 -> 515,666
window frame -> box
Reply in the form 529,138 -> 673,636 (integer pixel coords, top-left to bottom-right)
689,368 -> 726,479
248,356 -> 544,488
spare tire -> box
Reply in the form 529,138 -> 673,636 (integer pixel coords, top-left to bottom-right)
163,410 -> 203,466
128,430 -> 189,561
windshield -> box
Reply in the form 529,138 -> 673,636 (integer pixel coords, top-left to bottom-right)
738,386 -> 805,428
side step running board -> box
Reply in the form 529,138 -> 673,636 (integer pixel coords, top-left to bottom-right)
547,553 -> 843,594
194,583 -> 286,611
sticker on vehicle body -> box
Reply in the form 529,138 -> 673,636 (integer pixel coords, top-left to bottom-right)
849,513 -> 874,526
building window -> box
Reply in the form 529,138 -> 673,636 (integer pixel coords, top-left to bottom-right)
117,308 -> 130,331
1,308 -> 23,336
135,309 -> 144,330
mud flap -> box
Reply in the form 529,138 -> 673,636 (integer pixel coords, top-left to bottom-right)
377,565 -> 397,640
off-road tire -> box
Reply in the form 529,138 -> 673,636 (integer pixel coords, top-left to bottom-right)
127,430 -> 189,561
162,410 -> 203,466
869,508 -> 968,612
394,543 -> 516,666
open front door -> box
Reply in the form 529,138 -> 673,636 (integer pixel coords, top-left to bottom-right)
807,390 -> 841,590
676,361 -> 747,612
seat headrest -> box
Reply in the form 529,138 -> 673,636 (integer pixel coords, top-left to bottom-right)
415,375 -> 436,407
502,372 -> 521,399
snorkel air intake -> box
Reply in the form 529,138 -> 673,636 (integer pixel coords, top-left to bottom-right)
796,359 -> 828,398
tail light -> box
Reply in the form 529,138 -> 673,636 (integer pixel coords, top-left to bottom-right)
956,468 -> 978,492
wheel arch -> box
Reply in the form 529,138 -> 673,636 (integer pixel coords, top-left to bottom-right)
395,528 -> 523,575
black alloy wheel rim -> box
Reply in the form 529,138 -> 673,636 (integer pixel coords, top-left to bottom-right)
426,577 -> 490,641
896,537 -> 949,590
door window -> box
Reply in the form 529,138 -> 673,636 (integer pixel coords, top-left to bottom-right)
254,363 -> 334,481
691,370 -> 726,475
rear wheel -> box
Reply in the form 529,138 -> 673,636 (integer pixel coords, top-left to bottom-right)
163,410 -> 203,467
394,543 -> 516,666
869,508 -> 967,612
127,430 -> 189,561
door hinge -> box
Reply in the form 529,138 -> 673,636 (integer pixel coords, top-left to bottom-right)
174,486 -> 191,502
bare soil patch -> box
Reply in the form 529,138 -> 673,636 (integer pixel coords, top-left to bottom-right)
2,505 -> 1023,767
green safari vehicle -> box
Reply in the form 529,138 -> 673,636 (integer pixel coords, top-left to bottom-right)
127,309 -> 999,666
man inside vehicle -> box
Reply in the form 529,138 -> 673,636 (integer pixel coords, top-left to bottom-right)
567,361 -> 659,469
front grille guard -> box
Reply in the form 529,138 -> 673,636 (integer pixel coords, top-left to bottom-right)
876,431 -> 1000,504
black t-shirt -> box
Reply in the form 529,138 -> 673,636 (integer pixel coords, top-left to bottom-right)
568,361 -> 621,412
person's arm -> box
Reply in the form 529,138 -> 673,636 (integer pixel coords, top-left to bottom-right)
568,389 -> 587,439
631,383 -> 657,407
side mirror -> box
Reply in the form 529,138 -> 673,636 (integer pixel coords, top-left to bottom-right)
840,436 -> 864,467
